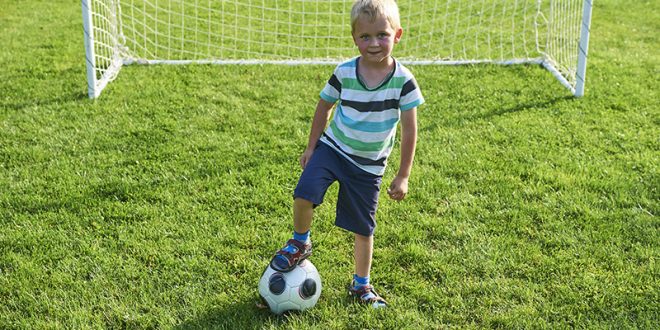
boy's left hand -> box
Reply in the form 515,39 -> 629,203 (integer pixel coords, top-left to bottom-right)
387,175 -> 409,201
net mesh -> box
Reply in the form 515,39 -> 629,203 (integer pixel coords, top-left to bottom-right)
84,0 -> 587,96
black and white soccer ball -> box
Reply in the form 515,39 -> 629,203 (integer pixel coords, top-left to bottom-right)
258,260 -> 322,315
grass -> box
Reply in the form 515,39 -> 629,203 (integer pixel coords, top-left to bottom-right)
1,0 -> 658,328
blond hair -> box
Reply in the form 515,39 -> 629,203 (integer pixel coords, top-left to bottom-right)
350,0 -> 401,33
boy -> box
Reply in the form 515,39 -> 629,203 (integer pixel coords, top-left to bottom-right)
270,0 -> 424,308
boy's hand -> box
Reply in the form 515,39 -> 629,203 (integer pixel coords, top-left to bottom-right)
387,175 -> 409,201
300,148 -> 315,169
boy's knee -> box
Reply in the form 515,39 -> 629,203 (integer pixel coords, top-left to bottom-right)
293,186 -> 325,208
294,197 -> 314,208
354,232 -> 373,241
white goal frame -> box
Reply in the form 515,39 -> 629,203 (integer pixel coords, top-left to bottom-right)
82,0 -> 593,99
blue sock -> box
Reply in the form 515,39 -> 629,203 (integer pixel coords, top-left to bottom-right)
353,274 -> 383,304
353,274 -> 369,288
293,230 -> 310,243
281,230 -> 310,254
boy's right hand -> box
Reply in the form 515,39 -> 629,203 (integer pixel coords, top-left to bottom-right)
300,148 -> 315,169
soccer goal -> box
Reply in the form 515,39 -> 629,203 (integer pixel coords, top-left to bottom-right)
82,0 -> 593,99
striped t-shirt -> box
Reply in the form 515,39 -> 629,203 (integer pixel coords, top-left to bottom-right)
319,57 -> 424,176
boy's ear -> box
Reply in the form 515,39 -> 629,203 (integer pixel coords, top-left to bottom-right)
394,28 -> 403,43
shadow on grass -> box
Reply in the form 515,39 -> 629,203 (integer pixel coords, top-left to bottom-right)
422,94 -> 574,133
174,298 -> 286,329
1,90 -> 88,112
476,95 -> 574,119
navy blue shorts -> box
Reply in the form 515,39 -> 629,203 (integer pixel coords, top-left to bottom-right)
294,142 -> 382,236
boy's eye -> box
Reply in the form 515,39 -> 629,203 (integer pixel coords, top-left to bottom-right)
360,35 -> 370,40
378,33 -> 388,38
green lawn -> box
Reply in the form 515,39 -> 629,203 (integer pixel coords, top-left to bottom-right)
1,0 -> 658,328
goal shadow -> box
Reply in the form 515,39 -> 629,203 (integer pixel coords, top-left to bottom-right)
473,95 -> 574,120
421,93 -> 574,134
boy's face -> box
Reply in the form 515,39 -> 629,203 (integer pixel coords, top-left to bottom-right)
352,15 -> 403,66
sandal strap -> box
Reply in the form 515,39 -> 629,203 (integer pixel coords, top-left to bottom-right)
350,284 -> 388,305
276,239 -> 307,256
351,284 -> 372,296
272,239 -> 312,271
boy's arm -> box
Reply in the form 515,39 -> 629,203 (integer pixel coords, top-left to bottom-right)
300,98 -> 335,168
388,107 -> 417,201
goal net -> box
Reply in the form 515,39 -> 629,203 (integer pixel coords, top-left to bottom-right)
82,0 -> 592,98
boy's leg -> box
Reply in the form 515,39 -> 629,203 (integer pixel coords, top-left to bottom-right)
293,198 -> 314,234
350,233 -> 387,308
329,157 -> 386,306
271,143 -> 340,272
270,197 -> 315,272
353,233 -> 373,278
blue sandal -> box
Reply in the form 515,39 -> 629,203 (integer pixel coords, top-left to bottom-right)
269,239 -> 312,272
348,283 -> 388,308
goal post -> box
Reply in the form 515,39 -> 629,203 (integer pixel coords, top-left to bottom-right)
82,0 -> 124,98
82,0 -> 593,99
575,0 -> 593,97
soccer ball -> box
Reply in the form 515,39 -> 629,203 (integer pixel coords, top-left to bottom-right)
258,260 -> 322,315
